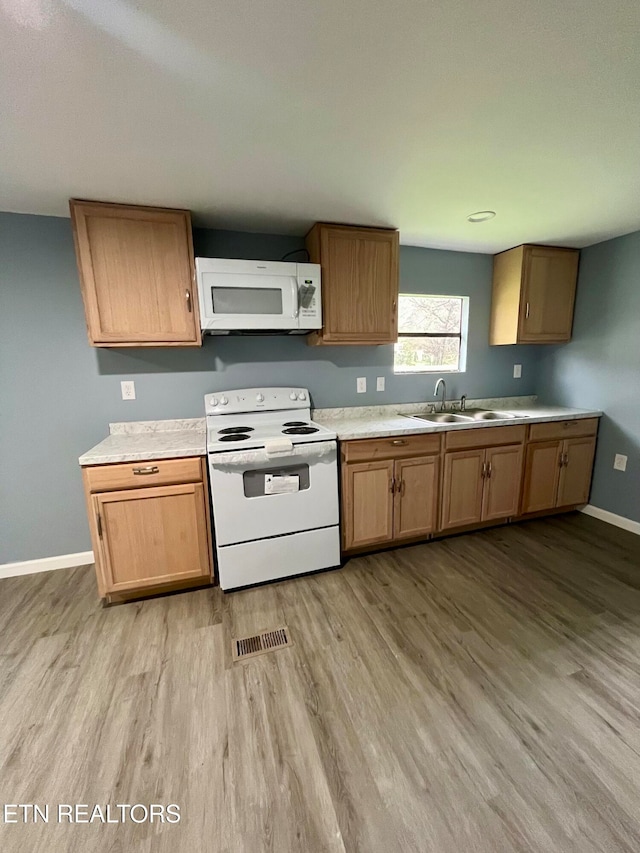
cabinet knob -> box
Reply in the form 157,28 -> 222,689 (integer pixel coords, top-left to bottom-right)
185,290 -> 192,312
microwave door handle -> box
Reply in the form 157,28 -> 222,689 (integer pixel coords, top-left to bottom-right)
291,277 -> 299,319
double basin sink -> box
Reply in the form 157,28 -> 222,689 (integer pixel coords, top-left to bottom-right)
400,408 -> 529,425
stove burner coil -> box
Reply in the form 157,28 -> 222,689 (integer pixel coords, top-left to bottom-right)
282,426 -> 319,435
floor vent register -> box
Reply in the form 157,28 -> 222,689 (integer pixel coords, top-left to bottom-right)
232,627 -> 292,661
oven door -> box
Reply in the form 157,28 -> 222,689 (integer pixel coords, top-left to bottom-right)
209,443 -> 339,546
196,258 -> 299,331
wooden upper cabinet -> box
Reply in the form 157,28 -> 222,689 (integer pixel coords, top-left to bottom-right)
70,200 -> 201,347
306,223 -> 399,345
490,244 -> 579,345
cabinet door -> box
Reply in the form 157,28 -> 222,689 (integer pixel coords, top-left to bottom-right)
93,483 -> 211,593
441,450 -> 484,530
482,445 -> 524,521
342,460 -> 395,549
313,225 -> 398,344
70,200 -> 200,346
521,440 -> 562,513
393,455 -> 439,540
519,246 -> 579,342
557,437 -> 596,507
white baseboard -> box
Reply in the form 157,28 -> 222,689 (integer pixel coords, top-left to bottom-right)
580,505 -> 640,536
0,551 -> 94,580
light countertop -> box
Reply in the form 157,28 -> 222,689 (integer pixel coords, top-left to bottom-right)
79,419 -> 206,466
313,401 -> 602,441
78,400 -> 602,466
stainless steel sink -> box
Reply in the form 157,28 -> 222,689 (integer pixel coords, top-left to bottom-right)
399,408 -> 529,424
401,412 -> 475,424
464,409 -> 528,421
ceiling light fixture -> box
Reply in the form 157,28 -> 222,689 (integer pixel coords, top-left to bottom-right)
467,210 -> 496,223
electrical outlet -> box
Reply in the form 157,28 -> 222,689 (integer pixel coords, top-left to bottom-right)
513,364 -> 522,379
357,377 -> 367,393
614,453 -> 627,472
121,380 -> 136,401
376,376 -> 385,392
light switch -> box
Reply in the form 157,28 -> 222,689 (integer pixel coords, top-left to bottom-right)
376,377 -> 385,392
513,364 -> 522,378
357,377 -> 367,393
121,380 -> 136,400
614,454 -> 627,472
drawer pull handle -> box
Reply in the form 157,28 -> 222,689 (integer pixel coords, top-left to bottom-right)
133,466 -> 160,475
391,439 -> 407,446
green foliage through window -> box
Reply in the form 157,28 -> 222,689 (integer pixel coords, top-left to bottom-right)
394,295 -> 466,373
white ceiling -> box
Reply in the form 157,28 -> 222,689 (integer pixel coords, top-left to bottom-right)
2,0 -> 640,253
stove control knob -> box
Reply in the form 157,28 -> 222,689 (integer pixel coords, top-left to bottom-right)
256,393 -> 264,403
298,391 -> 307,401
289,392 -> 298,401
210,397 -> 219,408
219,396 -> 228,406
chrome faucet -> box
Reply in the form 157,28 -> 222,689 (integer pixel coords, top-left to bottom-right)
460,394 -> 467,412
434,378 -> 447,412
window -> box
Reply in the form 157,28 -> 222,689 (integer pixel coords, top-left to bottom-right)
394,294 -> 468,373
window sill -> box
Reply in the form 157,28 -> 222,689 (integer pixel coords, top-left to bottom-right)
394,368 -> 466,375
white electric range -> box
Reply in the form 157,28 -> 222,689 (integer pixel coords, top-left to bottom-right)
205,387 -> 341,590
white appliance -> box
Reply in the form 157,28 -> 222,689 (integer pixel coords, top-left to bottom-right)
196,258 -> 322,334
205,387 -> 341,590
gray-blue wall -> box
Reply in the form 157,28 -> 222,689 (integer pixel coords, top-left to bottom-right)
1,212 -> 539,562
536,231 -> 640,522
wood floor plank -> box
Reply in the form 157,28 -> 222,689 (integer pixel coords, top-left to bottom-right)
2,514 -> 640,851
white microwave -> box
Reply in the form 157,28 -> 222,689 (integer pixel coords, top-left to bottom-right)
195,258 -> 322,334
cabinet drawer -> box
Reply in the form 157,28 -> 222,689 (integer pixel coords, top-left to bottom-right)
445,425 -> 526,450
528,418 -> 598,442
84,456 -> 204,493
341,433 -> 442,463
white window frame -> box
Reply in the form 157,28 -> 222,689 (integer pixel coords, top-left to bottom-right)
393,294 -> 469,374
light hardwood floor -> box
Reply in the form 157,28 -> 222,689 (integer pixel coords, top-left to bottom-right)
1,513 -> 640,852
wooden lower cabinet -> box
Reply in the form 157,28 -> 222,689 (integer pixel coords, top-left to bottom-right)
342,460 -> 395,550
83,456 -> 213,601
441,450 -> 485,529
522,436 -> 596,513
520,440 -> 561,513
393,456 -> 439,540
341,419 -> 598,557
482,444 -> 524,520
342,454 -> 439,550
441,444 -> 523,530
